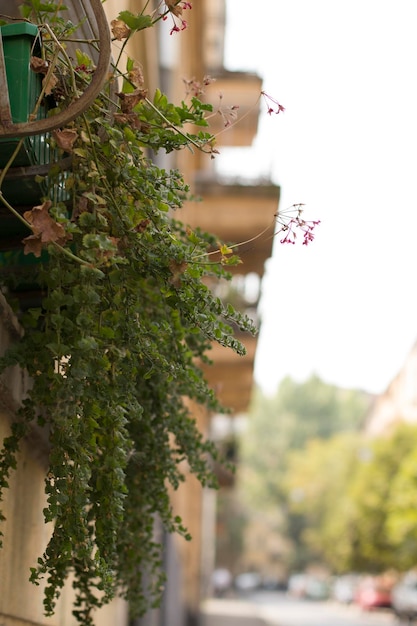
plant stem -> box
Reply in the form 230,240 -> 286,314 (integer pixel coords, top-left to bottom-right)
0,192 -> 32,230
145,97 -> 213,154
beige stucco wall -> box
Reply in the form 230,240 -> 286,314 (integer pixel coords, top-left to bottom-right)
0,294 -> 128,626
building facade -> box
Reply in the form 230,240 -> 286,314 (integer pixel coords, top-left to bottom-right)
365,341 -> 417,437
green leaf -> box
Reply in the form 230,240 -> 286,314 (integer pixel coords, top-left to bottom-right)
118,11 -> 153,32
77,336 -> 99,351
73,148 -> 88,158
75,49 -> 93,69
123,127 -> 137,142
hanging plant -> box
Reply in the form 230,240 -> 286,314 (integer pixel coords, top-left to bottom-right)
0,2 -> 256,624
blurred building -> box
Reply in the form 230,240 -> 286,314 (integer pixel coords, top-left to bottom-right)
0,1 -> 280,625
364,340 -> 417,437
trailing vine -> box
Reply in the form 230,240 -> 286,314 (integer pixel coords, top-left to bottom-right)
0,2 -> 256,623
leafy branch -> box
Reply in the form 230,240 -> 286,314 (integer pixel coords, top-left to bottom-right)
0,2 -> 259,624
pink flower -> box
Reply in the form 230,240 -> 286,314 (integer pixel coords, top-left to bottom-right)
261,91 -> 285,116
183,75 -> 215,97
275,204 -> 320,246
218,104 -> 239,127
160,1 -> 192,34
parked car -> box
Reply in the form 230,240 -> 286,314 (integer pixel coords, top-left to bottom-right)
355,575 -> 392,610
287,573 -> 329,600
287,573 -> 309,598
212,568 -> 232,597
261,576 -> 288,591
332,574 -> 361,604
391,571 -> 417,623
304,576 -> 330,600
234,571 -> 262,593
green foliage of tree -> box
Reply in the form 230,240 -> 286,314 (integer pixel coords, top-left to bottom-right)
285,422 -> 417,575
386,445 -> 417,569
240,375 -> 370,509
345,424 -> 417,572
285,432 -> 361,572
275,375 -> 369,447
236,375 -> 370,572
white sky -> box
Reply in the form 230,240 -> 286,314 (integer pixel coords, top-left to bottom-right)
219,0 -> 417,395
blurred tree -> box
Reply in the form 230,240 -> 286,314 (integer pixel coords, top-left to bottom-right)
240,375 -> 370,507
236,375 -> 371,571
285,432 -> 361,571
285,422 -> 417,573
346,423 -> 417,572
386,441 -> 417,569
276,375 -> 369,446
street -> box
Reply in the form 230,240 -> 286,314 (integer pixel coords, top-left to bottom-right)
254,591 -> 398,626
201,592 -> 401,626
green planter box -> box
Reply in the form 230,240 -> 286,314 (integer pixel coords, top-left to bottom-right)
0,22 -> 43,125
0,22 -> 55,205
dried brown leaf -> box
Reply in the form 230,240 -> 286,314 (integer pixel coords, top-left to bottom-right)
22,234 -> 43,258
42,72 -> 58,96
30,56 -> 49,74
116,89 -> 148,113
113,113 -> 150,131
23,201 -> 71,257
135,219 -> 150,233
169,259 -> 188,286
129,62 -> 145,88
53,129 -> 78,153
111,19 -> 131,41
